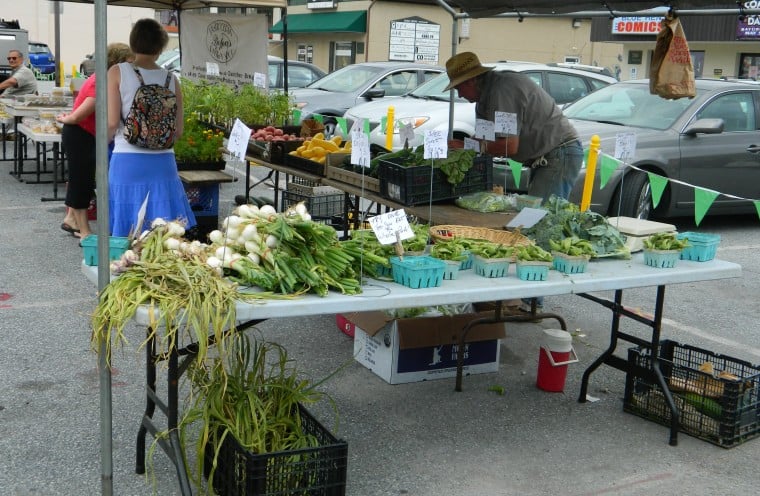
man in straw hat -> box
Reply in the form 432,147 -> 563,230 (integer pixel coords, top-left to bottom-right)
444,51 -> 583,202
446,52 -> 584,315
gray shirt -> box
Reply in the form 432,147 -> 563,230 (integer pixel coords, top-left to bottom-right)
4,65 -> 38,96
476,70 -> 577,163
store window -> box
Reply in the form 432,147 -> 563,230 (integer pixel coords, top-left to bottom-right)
739,53 -> 760,80
330,41 -> 355,71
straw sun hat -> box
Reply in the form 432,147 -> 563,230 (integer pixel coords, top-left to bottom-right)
443,52 -> 494,91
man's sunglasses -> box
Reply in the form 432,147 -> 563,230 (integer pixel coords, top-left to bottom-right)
7,56 -> 18,61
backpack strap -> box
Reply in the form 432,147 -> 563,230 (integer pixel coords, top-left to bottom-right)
163,71 -> 173,89
132,64 -> 147,86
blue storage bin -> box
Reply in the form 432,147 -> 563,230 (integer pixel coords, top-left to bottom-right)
183,183 -> 219,216
80,235 -> 130,266
552,252 -> 590,274
678,232 -> 720,262
473,256 -> 510,278
516,261 -> 551,281
390,255 -> 445,289
643,249 -> 680,268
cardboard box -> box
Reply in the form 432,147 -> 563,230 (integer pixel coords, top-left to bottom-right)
348,311 -> 504,384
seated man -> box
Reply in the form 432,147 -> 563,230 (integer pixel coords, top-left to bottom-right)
0,49 -> 38,96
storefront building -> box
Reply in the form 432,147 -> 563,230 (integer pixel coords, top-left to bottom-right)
591,12 -> 760,81
270,0 -> 623,75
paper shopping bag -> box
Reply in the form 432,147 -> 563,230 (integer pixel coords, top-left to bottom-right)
650,15 -> 695,100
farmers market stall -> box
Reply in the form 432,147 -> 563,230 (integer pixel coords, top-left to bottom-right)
83,247 -> 741,490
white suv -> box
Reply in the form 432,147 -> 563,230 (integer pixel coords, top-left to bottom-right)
342,61 -> 617,151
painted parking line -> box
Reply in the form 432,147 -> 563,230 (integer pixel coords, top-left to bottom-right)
663,316 -> 760,358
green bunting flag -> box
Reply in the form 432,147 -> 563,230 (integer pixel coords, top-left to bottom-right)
312,114 -> 324,124
508,159 -> 522,189
336,117 -> 347,135
694,187 -> 719,226
755,200 -> 760,220
291,109 -> 302,125
363,119 -> 370,136
647,172 -> 668,209
599,155 -> 618,189
380,116 -> 387,132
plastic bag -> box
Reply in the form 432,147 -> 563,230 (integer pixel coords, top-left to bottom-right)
455,191 -> 515,212
649,14 -> 695,100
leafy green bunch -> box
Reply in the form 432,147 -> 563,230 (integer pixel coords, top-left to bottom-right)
174,118 -> 225,163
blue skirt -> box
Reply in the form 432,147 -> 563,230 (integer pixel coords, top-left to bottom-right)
109,152 -> 197,237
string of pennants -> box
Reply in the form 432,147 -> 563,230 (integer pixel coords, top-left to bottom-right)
504,150 -> 760,226
293,108 -> 760,226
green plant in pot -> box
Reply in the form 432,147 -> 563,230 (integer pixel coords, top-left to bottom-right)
174,117 -> 226,166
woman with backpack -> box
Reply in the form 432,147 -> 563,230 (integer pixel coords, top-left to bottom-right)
106,18 -> 196,237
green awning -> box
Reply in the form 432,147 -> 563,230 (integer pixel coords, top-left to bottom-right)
269,10 -> 367,34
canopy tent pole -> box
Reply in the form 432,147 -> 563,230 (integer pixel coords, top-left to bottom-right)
93,0 -> 113,494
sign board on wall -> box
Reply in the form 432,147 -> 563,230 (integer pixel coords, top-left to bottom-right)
180,13 -> 268,88
308,0 -> 336,9
611,16 -> 662,35
388,16 -> 440,64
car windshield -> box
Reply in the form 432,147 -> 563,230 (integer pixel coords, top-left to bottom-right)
563,82 -> 701,130
29,44 -> 50,54
157,49 -> 179,65
406,73 -> 472,102
307,64 -> 385,92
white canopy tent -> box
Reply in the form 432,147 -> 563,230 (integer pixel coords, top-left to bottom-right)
47,1 -> 760,495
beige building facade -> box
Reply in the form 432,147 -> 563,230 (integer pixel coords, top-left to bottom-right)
270,1 -> 623,76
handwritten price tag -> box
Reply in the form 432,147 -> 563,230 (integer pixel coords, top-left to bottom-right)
351,129 -> 371,168
423,129 -> 447,159
614,132 -> 637,160
399,122 -> 415,145
228,118 -> 251,160
474,118 -> 495,141
368,210 -> 414,245
494,111 -> 517,134
463,136 -> 480,152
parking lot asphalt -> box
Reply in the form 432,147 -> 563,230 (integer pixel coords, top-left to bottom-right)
1,148 -> 759,496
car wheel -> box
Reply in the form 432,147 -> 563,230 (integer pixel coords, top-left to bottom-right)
611,171 -> 653,220
322,118 -> 337,138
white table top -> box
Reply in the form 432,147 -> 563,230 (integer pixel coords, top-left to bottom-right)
18,123 -> 62,143
82,254 -> 742,327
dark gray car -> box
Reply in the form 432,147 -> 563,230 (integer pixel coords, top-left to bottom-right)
291,61 -> 445,136
495,78 -> 760,220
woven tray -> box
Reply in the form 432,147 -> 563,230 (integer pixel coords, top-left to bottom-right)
429,225 -> 532,247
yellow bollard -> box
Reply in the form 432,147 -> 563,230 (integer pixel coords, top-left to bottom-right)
385,106 -> 394,151
580,135 -> 600,212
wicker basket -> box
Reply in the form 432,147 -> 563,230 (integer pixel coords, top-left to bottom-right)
429,225 -> 532,247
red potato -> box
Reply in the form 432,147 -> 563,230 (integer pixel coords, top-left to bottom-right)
273,128 -> 284,136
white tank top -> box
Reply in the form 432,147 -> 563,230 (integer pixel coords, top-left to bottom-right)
112,62 -> 177,154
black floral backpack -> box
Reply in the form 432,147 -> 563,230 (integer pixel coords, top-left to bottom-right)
123,66 -> 177,149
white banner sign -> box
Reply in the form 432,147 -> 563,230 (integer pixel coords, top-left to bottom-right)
180,14 -> 269,88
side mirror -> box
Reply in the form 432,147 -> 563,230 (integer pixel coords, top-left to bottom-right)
684,118 -> 724,136
362,88 -> 385,99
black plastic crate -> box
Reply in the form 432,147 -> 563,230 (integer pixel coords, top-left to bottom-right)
203,403 -> 348,496
281,190 -> 344,219
183,183 -> 219,216
624,340 -> 760,448
377,155 -> 493,206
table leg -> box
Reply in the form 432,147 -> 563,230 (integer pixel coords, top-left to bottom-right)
24,140 -> 53,185
577,286 -> 679,446
41,143 -> 65,201
454,304 -> 567,392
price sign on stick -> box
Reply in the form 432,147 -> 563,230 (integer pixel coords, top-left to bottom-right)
351,129 -> 371,168
368,209 -> 414,245
495,111 -> 517,135
205,62 -> 220,77
424,129 -> 447,159
252,72 -> 267,89
399,122 -> 415,146
614,132 -> 637,160
228,118 -> 252,161
463,136 -> 479,152
474,118 -> 495,141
